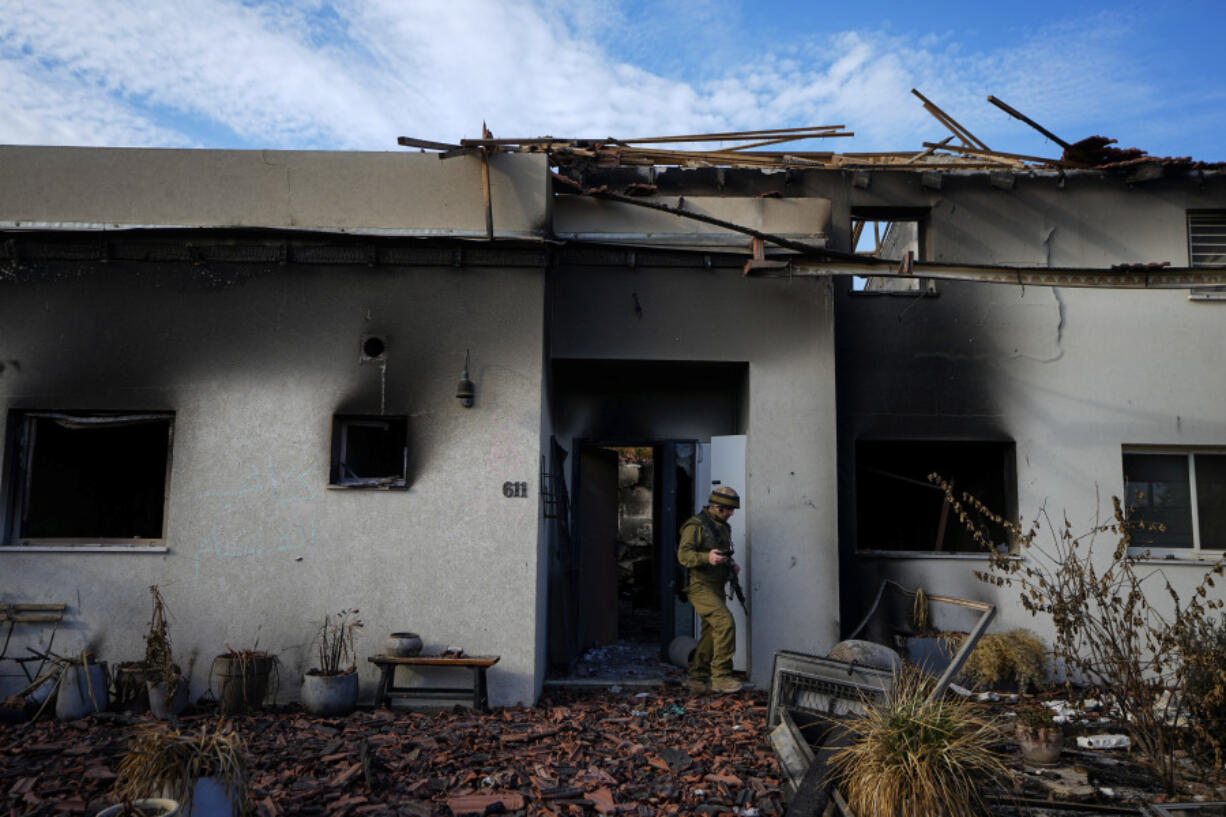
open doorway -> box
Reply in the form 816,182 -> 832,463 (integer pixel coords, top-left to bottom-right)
612,446 -> 658,643
564,440 -> 699,681
546,359 -> 748,680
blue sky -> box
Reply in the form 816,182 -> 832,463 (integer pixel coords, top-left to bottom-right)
2,0 -> 1224,162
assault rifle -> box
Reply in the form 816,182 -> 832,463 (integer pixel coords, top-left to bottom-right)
715,549 -> 748,614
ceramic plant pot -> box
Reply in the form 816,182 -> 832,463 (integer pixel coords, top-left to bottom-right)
56,661 -> 108,720
95,797 -> 180,817
212,654 -> 274,715
160,777 -> 238,817
385,632 -> 423,657
667,636 -> 697,669
147,678 -> 189,720
1016,724 -> 1064,764
301,671 -> 359,717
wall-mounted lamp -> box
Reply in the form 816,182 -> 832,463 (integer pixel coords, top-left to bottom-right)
456,350 -> 475,408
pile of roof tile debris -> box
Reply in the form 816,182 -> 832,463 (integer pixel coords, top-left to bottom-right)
1,687 -> 780,817
398,90 -> 1225,174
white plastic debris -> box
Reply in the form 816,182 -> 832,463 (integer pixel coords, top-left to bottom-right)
1082,699 -> 1102,711
735,809 -> 760,817
634,692 -> 652,698
631,709 -> 648,717
609,685 -> 622,693
732,724 -> 745,731
974,689 -> 1000,702
1077,734 -> 1131,750
1099,787 -> 1115,797
947,683 -> 972,697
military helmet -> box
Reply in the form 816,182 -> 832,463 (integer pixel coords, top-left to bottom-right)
708,485 -> 741,509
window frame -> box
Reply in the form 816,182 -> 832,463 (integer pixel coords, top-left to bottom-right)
1123,446 -> 1226,557
1186,210 -> 1226,301
328,414 -> 410,490
4,410 -> 175,548
849,206 -> 935,296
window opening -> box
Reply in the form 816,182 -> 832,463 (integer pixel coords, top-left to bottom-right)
1124,449 -> 1226,552
850,217 -> 931,294
855,440 -> 1015,553
329,415 -> 408,489
7,412 -> 173,544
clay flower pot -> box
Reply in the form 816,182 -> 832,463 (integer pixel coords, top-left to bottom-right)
1016,723 -> 1064,764
385,632 -> 423,657
301,670 -> 359,717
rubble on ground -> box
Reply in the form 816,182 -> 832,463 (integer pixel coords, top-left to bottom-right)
2,687 -> 778,817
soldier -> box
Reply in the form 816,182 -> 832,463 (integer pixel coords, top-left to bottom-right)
677,485 -> 743,694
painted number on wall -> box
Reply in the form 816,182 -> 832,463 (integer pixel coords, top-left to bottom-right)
503,481 -> 529,498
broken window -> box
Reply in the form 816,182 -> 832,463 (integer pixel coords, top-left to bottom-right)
854,440 -> 1015,552
1187,211 -> 1226,300
850,210 -> 934,294
5,412 -> 173,545
1124,449 -> 1226,552
329,415 -> 408,489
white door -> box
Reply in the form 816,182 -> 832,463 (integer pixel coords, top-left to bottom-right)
694,435 -> 749,672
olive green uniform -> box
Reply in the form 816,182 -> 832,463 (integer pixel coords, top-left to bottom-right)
677,508 -> 736,683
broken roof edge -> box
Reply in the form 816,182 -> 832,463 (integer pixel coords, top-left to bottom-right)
0,220 -> 550,241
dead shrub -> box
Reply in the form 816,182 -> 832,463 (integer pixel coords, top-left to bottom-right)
932,474 -> 1226,793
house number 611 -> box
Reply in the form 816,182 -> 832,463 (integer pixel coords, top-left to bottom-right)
503,481 -> 529,498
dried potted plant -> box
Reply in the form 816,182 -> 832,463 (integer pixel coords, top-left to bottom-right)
1015,701 -> 1063,764
143,586 -> 188,720
210,646 -> 277,716
300,609 -> 362,717
114,721 -> 250,817
829,667 -> 1012,817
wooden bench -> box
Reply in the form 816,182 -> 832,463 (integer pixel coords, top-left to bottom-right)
367,654 -> 500,711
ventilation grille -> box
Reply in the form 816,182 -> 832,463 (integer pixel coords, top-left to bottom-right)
1190,212 -> 1226,268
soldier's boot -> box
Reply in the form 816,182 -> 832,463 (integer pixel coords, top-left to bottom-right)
711,677 -> 743,694
687,678 -> 711,696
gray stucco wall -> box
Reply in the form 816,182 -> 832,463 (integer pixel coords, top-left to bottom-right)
0,247 -> 546,706
550,254 -> 840,685
0,147 -> 550,239
837,170 -> 1226,641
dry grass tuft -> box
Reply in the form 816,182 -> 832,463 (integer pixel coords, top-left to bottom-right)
944,628 -> 1048,691
830,667 -> 1012,817
114,721 -> 250,816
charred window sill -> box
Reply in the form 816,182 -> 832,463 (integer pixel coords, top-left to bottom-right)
327,480 -> 409,491
1129,553 -> 1224,565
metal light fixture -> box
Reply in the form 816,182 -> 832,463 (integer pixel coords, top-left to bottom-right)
456,349 -> 475,408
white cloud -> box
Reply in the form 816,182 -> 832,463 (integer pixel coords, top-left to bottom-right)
0,0 -> 1214,160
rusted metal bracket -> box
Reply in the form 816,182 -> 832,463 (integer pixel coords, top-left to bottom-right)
744,237 -> 791,276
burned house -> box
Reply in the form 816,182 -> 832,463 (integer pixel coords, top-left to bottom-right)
0,132 -> 1223,707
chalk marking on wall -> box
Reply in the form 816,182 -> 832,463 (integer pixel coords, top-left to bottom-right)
192,458 -> 320,582
194,517 -> 318,583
